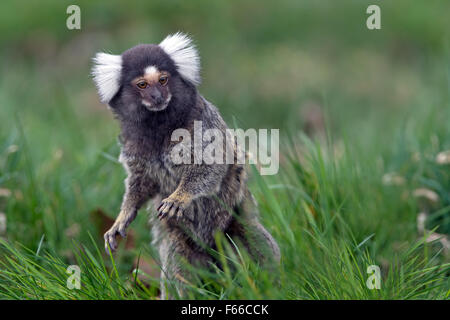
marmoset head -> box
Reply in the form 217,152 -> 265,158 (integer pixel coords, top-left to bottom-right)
92,33 -> 200,120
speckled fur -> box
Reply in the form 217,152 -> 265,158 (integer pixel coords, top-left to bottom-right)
94,41 -> 280,299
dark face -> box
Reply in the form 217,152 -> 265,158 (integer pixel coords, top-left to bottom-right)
131,66 -> 172,111
113,44 -> 180,119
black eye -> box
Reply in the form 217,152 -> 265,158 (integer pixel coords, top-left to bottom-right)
159,75 -> 168,86
136,81 -> 147,89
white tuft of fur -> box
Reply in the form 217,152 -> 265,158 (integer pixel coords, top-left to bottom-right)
92,52 -> 122,103
159,32 -> 201,85
145,65 -> 159,76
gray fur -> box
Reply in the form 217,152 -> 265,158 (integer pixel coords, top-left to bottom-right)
93,36 -> 280,299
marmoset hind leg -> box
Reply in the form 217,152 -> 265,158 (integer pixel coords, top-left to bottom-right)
158,230 -> 212,299
228,191 -> 281,266
158,198 -> 280,299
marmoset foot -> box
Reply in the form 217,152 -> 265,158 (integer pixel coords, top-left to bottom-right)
103,210 -> 136,254
157,192 -> 191,220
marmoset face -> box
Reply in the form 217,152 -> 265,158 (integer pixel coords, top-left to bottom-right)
130,66 -> 172,111
118,44 -> 178,116
92,33 -> 201,120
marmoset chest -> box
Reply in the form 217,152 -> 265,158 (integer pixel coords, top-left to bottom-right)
119,139 -> 183,194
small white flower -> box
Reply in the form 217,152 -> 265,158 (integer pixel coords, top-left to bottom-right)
6,145 -> 19,154
382,173 -> 405,186
436,151 -> 450,165
413,188 -> 439,203
0,213 -> 6,235
0,188 -> 11,197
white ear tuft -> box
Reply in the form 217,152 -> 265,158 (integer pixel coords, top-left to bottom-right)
91,52 -> 122,103
159,32 -> 201,86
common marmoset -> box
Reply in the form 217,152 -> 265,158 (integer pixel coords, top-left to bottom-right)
92,33 -> 280,298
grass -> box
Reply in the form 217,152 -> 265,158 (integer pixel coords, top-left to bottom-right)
0,113 -> 448,299
0,0 -> 449,299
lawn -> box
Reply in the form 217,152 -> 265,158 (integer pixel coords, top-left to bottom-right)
0,0 -> 448,299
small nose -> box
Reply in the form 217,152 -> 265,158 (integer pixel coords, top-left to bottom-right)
152,95 -> 163,104
149,89 -> 163,104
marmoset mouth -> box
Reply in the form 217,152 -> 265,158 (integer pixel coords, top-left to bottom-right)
141,99 -> 168,111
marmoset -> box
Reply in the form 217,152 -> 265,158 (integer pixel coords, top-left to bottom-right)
92,32 -> 280,298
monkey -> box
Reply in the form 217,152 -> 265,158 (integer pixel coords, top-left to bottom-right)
91,32 -> 280,298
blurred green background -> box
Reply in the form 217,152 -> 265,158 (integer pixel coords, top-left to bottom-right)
0,0 -> 448,299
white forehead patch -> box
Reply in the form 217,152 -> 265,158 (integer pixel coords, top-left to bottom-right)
91,52 -> 122,103
159,32 -> 201,86
144,65 -> 159,76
